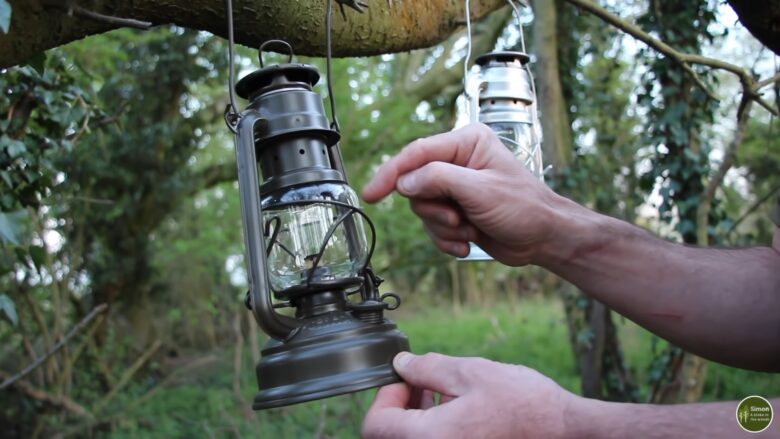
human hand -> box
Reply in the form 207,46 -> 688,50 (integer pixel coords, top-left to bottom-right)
361,352 -> 576,439
362,123 -> 569,266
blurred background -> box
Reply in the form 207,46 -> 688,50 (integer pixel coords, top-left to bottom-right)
0,0 -> 778,437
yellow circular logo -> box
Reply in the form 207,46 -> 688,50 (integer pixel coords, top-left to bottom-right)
736,396 -> 773,433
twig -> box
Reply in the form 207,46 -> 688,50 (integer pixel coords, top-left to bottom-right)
0,304 -> 109,390
92,339 -> 163,413
41,1 -> 152,30
315,402 -> 328,439
58,355 -> 219,438
563,0 -> 779,116
756,72 -> 780,91
70,4 -> 152,30
0,370 -> 91,417
696,96 -> 753,244
726,183 -> 780,240
57,313 -> 107,393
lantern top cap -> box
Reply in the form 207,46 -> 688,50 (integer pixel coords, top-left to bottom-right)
236,63 -> 321,100
476,51 -> 530,67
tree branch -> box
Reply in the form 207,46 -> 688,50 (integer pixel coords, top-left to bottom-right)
0,303 -> 109,390
186,162 -> 237,198
0,370 -> 91,417
562,0 -> 779,116
726,183 -> 780,240
2,0 -> 507,69
696,96 -> 753,244
92,339 -> 162,413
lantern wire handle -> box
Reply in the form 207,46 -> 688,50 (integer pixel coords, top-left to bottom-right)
462,0 -> 473,102
224,0 -> 240,133
507,0 -> 526,54
258,40 -> 295,67
326,0 -> 341,133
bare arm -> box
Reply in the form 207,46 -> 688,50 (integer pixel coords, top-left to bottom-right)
539,196 -> 780,371
363,124 -> 780,372
569,396 -> 779,438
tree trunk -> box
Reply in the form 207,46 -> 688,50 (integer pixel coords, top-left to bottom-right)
532,0 -> 572,173
533,0 -> 637,402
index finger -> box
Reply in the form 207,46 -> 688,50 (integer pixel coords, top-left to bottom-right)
362,383 -> 425,438
362,124 -> 489,203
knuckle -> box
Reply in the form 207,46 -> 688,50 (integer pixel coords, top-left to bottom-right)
425,161 -> 448,180
405,138 -> 426,153
418,352 -> 445,370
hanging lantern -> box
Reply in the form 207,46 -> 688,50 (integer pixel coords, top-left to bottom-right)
227,41 -> 409,410
461,51 -> 545,261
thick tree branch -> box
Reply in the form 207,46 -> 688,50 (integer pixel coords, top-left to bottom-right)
563,0 -> 779,116
186,162 -> 237,197
2,0 -> 506,69
727,0 -> 780,56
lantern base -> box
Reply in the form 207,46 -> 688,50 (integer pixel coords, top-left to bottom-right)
252,310 -> 409,410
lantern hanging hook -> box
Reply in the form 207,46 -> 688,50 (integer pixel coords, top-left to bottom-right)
258,40 -> 295,67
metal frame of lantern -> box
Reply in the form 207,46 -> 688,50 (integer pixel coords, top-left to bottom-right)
470,51 -> 544,179
226,41 -> 409,410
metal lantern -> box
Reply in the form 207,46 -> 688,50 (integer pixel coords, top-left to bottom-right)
462,51 -> 545,261
227,42 -> 409,410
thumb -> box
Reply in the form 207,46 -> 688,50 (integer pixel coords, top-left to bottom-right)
393,352 -> 471,397
396,162 -> 479,202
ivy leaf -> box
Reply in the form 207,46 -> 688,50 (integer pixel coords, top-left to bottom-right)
0,135 -> 26,158
29,245 -> 47,271
0,294 -> 17,326
0,210 -> 27,245
29,52 -> 47,76
0,0 -> 10,34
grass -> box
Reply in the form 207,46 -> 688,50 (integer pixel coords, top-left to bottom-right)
105,296 -> 780,438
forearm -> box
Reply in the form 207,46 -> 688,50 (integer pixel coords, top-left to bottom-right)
566,397 -> 778,438
537,195 -> 780,371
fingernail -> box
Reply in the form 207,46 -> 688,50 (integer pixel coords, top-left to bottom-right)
394,352 -> 414,370
397,174 -> 417,195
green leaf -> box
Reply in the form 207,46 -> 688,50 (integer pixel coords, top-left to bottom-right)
0,210 -> 27,245
0,294 -> 17,326
0,171 -> 12,188
28,52 -> 47,76
0,0 -> 10,34
0,136 -> 26,158
29,245 -> 47,271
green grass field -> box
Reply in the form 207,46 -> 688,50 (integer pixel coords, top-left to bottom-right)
106,296 -> 780,438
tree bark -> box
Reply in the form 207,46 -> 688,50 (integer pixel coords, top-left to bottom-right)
1,0 -> 505,69
728,0 -> 780,55
532,0 -> 573,172
4,1 -> 777,70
